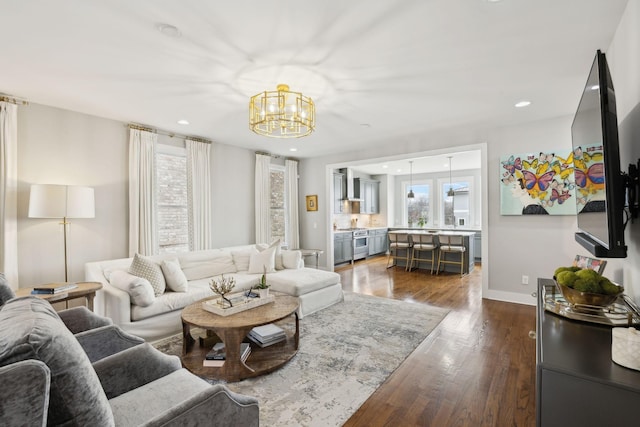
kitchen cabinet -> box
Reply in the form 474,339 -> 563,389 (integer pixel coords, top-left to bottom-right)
355,179 -> 380,214
536,278 -> 640,426
333,173 -> 345,214
368,228 -> 388,256
333,232 -> 352,264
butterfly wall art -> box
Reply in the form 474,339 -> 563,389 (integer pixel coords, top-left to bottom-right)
499,148 -> 595,215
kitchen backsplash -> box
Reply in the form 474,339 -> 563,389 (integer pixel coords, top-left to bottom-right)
333,214 -> 386,229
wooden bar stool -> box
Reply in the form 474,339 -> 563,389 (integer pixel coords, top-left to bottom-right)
409,233 -> 438,274
437,234 -> 466,276
386,232 -> 413,271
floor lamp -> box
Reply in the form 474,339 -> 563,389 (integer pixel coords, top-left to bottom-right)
28,184 -> 95,282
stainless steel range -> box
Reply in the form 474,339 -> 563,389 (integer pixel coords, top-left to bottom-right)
352,229 -> 369,263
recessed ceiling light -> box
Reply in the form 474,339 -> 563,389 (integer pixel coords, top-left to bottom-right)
515,101 -> 531,108
177,119 -> 189,125
397,168 -> 402,173
289,148 -> 297,152
156,23 -> 182,38
360,123 -> 371,128
486,0 -> 503,3
382,165 -> 388,169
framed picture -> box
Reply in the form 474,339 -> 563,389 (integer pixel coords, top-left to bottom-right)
306,195 -> 318,211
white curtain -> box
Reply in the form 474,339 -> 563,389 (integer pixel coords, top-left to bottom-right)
186,139 -> 212,250
0,101 -> 18,287
285,159 -> 300,249
128,129 -> 157,256
255,153 -> 271,244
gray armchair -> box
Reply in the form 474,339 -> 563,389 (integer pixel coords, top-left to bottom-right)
0,297 -> 259,426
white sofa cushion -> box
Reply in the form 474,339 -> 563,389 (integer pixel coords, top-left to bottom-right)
256,239 -> 283,270
161,259 -> 188,292
268,268 -> 341,296
178,251 -> 237,281
129,254 -> 166,296
110,270 -> 156,307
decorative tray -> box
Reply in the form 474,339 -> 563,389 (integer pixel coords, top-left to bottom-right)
202,292 -> 275,316
542,282 -> 640,326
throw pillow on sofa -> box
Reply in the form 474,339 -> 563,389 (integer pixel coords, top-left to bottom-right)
281,250 -> 303,269
110,270 -> 156,307
248,246 -> 276,274
129,253 -> 166,296
161,259 -> 188,292
256,239 -> 284,270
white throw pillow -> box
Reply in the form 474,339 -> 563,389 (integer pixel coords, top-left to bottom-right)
129,253 -> 166,296
232,247 -> 258,271
248,246 -> 276,274
109,270 -> 155,307
256,239 -> 283,270
161,258 -> 188,292
281,250 -> 303,269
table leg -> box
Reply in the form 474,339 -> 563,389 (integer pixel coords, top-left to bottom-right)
182,322 -> 195,356
86,292 -> 96,311
217,327 -> 255,381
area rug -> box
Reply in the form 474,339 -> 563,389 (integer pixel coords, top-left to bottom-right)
153,292 -> 449,426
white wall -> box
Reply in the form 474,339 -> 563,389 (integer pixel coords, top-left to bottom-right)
15,103 -> 256,287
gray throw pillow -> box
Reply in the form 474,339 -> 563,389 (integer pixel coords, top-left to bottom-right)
0,273 -> 15,307
129,253 -> 166,296
0,297 -> 114,426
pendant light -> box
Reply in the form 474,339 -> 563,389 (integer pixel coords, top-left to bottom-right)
407,160 -> 415,198
447,156 -> 455,197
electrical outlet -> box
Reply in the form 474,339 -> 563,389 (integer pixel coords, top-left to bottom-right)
522,275 -> 529,285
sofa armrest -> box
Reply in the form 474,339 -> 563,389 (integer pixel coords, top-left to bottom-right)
0,359 -> 51,427
75,325 -> 145,363
58,306 -> 112,334
140,384 -> 259,427
92,343 -> 182,399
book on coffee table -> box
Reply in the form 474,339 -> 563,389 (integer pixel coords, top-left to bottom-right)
248,324 -> 286,347
203,342 -> 251,367
31,283 -> 78,294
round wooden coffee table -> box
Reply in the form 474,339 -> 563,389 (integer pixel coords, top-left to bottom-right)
181,294 -> 299,382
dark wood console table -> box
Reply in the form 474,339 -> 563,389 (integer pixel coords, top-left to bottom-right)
536,278 -> 640,426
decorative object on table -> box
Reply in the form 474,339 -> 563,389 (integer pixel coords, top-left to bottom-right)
203,342 -> 251,367
499,150 -> 578,215
305,194 -> 318,211
612,327 -> 640,371
256,266 -> 270,298
202,292 -> 276,316
209,274 -> 236,308
31,282 -> 78,295
572,254 -> 607,274
553,265 -> 623,307
28,184 -> 95,282
249,84 -> 315,138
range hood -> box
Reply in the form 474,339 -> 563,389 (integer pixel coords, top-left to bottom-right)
339,168 -> 362,202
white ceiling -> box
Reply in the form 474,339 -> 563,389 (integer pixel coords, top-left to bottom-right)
0,0 -> 629,162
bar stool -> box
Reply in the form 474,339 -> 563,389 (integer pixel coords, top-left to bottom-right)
409,233 -> 438,274
437,234 -> 466,276
386,232 -> 413,271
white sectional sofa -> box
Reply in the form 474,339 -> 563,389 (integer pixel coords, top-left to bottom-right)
85,244 -> 344,342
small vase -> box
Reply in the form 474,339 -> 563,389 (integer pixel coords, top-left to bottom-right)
258,288 -> 269,299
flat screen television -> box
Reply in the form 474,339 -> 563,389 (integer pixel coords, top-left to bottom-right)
572,50 -> 627,258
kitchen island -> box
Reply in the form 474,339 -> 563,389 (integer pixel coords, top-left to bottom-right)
387,229 -> 477,274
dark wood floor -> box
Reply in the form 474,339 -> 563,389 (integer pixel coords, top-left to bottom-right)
337,255 -> 537,427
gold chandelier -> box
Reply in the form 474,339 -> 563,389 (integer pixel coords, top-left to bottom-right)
249,84 -> 315,138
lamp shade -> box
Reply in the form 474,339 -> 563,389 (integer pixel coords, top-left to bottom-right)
28,184 -> 95,219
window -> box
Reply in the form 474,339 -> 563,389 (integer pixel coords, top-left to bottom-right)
270,164 -> 286,244
441,179 -> 471,228
156,145 -> 189,253
404,181 -> 432,227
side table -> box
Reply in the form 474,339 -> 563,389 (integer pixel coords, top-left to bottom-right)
297,248 -> 324,269
15,282 -> 103,311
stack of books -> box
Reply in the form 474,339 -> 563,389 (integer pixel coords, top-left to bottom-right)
31,283 -> 78,295
203,342 -> 251,367
248,324 -> 286,348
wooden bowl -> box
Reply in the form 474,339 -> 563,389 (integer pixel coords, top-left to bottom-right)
555,281 -> 623,307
